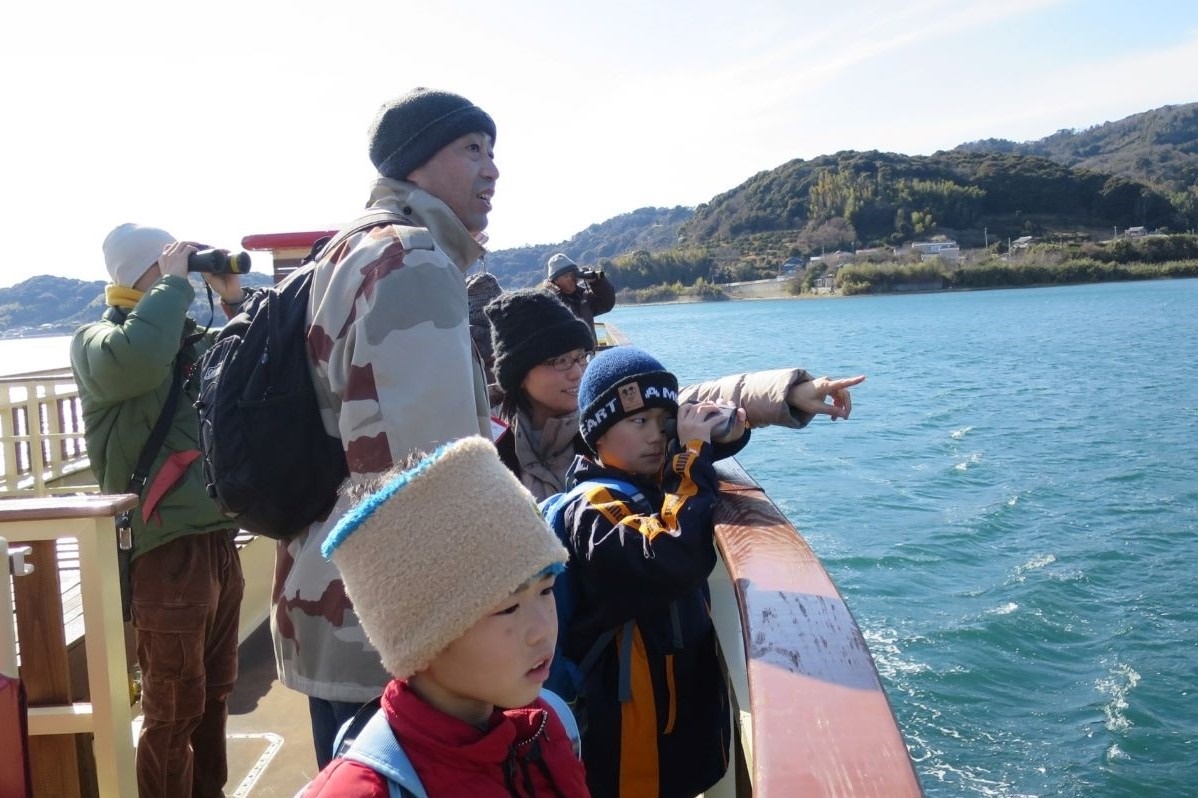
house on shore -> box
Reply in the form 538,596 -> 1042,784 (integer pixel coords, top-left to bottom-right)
911,240 -> 960,262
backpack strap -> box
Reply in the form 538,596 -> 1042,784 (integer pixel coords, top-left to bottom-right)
539,688 -> 581,758
341,707 -> 426,798
334,689 -> 580,796
309,209 -> 415,266
556,476 -> 648,706
566,476 -> 647,509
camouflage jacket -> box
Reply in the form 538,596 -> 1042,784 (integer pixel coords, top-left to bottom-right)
272,178 -> 492,701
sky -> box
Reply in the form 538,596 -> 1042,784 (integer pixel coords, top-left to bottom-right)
2,0 -> 1195,288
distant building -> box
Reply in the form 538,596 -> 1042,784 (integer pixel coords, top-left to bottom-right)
1125,226 -> 1147,237
911,240 -> 960,262
780,256 -> 804,274
1012,236 -> 1034,250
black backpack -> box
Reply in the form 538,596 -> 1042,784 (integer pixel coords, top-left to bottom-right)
194,210 -> 407,540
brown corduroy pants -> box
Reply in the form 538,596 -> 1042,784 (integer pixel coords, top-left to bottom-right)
130,530 -> 243,798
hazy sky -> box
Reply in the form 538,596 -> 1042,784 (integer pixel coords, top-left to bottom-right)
2,0 -> 1195,288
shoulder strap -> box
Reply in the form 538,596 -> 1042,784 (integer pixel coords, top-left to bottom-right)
311,209 -> 412,266
564,475 -> 647,509
539,688 -> 581,758
342,708 -> 426,798
122,355 -> 186,501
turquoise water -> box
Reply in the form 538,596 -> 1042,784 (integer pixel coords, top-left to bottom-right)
6,284 -> 1195,795
607,280 -> 1198,798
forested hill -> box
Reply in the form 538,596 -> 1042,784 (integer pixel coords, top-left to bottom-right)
483,206 -> 693,286
955,102 -> 1198,193
680,148 -> 1182,250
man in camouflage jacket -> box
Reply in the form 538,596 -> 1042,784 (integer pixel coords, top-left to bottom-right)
271,88 -> 498,767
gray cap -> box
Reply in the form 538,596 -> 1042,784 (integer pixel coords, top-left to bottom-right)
547,253 -> 581,281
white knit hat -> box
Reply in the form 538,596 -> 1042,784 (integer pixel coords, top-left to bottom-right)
102,223 -> 175,287
322,436 -> 567,679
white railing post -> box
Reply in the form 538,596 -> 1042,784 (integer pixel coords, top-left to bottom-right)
20,386 -> 48,496
76,516 -> 137,796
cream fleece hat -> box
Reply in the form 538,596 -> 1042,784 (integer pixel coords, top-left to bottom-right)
322,436 -> 567,679
102,223 -> 175,287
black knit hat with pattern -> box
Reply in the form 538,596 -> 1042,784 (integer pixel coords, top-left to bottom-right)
485,289 -> 594,397
368,88 -> 497,180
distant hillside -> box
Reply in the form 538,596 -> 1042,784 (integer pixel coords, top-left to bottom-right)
0,272 -> 274,338
955,102 -> 1198,194
682,148 -> 1182,253
485,206 -> 692,287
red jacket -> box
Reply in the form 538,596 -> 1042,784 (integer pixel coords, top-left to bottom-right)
301,680 -> 590,797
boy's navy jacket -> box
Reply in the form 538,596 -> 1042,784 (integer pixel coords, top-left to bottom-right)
558,440 -> 732,798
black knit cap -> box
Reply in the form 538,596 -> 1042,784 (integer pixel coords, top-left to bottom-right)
368,88 -> 497,180
485,289 -> 594,397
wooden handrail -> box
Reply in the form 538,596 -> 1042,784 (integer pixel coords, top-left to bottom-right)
0,493 -> 138,798
0,495 -> 134,522
712,459 -> 924,797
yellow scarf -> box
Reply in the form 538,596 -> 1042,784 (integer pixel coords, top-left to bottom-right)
105,284 -> 145,309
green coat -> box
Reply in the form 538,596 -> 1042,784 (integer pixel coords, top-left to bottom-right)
70,275 -> 233,559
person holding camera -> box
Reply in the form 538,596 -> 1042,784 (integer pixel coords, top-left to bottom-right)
70,223 -> 250,798
558,346 -> 734,798
544,252 -> 615,345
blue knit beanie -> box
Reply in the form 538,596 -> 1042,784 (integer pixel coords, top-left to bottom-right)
368,88 -> 497,180
577,346 -> 679,450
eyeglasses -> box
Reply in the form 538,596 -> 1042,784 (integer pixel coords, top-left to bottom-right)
541,350 -> 593,372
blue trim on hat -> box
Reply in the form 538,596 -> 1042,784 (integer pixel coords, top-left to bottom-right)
321,441 -> 457,559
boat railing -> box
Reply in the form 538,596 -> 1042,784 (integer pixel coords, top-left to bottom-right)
0,494 -> 139,797
710,458 -> 924,796
0,371 -> 94,497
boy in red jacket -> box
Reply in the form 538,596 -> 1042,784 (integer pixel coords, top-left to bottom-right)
299,436 -> 590,797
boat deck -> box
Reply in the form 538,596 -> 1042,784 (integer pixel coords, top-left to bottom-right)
225,623 -> 316,797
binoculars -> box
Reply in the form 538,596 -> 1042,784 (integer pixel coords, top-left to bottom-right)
187,248 -> 252,274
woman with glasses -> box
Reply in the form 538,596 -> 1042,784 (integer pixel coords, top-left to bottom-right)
484,288 -> 864,501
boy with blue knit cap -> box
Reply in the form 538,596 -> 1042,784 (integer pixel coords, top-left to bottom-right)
561,346 -> 741,798
299,436 -> 589,797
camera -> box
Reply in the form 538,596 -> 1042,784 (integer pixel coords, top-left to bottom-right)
187,248 -> 252,274
701,402 -> 738,439
665,401 -> 738,440
578,268 -> 604,282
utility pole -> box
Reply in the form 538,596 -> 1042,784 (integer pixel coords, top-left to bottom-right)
984,227 -> 989,248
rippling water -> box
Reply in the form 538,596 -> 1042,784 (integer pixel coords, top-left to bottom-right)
607,279 -> 1198,798
5,283 -> 1195,795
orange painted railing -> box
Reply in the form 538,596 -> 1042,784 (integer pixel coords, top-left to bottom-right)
711,458 -> 924,796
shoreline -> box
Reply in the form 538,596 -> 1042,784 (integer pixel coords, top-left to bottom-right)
617,272 -> 1198,307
